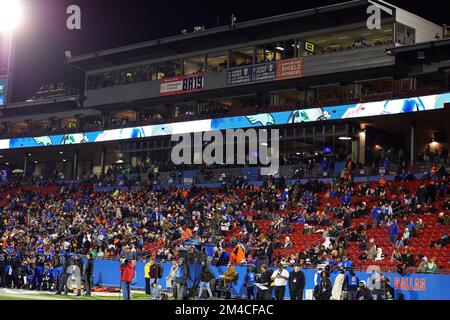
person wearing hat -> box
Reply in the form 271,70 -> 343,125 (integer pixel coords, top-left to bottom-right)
355,280 -> 373,300
271,264 -> 289,300
288,263 -> 306,300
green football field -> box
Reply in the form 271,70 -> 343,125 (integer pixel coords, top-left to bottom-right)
0,290 -> 168,300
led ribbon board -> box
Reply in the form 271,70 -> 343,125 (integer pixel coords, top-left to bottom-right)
0,92 -> 449,150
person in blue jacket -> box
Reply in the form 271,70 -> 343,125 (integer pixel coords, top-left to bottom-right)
388,219 -> 400,245
243,266 -> 256,300
372,204 -> 380,228
341,192 -> 352,206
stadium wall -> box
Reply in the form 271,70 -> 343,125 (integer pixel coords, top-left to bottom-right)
92,260 -> 450,300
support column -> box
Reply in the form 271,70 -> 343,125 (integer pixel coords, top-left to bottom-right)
100,147 -> 106,176
359,129 -> 366,165
410,122 -> 416,166
72,150 -> 79,180
23,154 -> 28,176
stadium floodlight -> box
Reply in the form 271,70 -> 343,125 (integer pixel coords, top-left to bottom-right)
0,0 -> 23,31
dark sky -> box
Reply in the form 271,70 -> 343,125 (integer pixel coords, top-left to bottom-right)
9,0 -> 449,102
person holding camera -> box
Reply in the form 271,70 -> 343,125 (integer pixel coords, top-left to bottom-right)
271,264 -> 289,300
197,263 -> 214,300
118,258 -> 135,300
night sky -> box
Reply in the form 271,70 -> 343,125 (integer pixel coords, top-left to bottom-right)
9,0 -> 449,102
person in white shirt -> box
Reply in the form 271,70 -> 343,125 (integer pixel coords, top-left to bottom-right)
271,264 -> 289,300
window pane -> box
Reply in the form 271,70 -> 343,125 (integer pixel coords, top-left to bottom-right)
165,60 -> 182,77
184,56 -> 205,74
120,67 -> 135,85
207,53 -> 228,71
230,47 -> 254,67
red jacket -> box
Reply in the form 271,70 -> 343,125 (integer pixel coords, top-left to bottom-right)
119,262 -> 135,283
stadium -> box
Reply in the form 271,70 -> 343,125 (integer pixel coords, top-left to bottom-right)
0,0 -> 449,302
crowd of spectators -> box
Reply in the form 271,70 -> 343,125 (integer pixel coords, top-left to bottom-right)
0,161 -> 448,295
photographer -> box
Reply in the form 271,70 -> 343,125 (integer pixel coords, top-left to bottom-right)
118,258 -> 135,300
197,263 -> 213,300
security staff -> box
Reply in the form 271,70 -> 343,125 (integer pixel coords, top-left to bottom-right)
288,264 -> 306,300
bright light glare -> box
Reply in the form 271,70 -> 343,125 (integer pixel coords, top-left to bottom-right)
0,0 -> 23,31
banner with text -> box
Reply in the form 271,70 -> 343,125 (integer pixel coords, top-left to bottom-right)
227,57 -> 303,86
160,73 -> 204,96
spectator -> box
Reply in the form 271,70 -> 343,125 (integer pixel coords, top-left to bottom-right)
396,228 -> 410,248
372,204 -> 381,228
424,258 -> 439,273
430,233 -> 449,248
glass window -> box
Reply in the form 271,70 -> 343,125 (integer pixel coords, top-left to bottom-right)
154,63 -> 166,80
206,52 -> 228,71
256,43 -> 282,63
396,23 -> 406,45
134,65 -> 150,82
230,47 -> 254,67
282,39 -> 296,59
184,56 -> 205,74
164,60 -> 182,77
119,67 -> 136,85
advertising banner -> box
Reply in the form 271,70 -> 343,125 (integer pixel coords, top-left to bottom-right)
227,57 -> 303,86
92,260 -> 450,300
160,72 -> 204,96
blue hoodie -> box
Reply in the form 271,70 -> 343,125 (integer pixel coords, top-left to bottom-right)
372,207 -> 380,220
388,222 -> 399,237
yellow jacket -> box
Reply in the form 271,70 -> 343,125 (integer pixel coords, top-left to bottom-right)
144,262 -> 151,278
